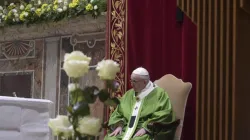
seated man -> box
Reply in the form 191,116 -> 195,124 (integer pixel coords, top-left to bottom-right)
104,67 -> 176,140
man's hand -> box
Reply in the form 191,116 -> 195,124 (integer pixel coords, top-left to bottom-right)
133,128 -> 147,137
109,126 -> 122,136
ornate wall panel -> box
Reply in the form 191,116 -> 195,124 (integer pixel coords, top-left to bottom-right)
0,14 -> 106,140
0,39 -> 44,99
178,0 -> 250,139
106,0 -> 127,116
0,40 -> 35,60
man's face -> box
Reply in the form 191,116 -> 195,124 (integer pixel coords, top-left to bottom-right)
130,74 -> 147,92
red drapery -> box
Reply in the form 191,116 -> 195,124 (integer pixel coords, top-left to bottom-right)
127,0 -> 197,139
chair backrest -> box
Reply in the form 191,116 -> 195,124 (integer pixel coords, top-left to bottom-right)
154,74 -> 192,140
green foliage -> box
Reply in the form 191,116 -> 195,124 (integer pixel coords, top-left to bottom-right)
66,79 -> 120,140
0,0 -> 107,28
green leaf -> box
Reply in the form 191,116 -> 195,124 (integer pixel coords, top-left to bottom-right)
98,89 -> 109,102
82,86 -> 99,103
73,101 -> 90,116
66,106 -> 73,114
104,98 -> 120,107
69,88 -> 84,104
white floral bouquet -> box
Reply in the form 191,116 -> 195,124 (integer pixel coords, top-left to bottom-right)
48,51 -> 120,140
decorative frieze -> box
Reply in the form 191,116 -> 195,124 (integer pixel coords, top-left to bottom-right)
0,40 -> 35,60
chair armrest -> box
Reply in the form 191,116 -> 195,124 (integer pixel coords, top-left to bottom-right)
147,119 -> 180,135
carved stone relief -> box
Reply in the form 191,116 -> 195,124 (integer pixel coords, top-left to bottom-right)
0,40 -> 35,60
0,39 -> 44,99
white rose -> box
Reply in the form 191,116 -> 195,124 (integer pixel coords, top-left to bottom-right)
63,51 -> 91,78
24,12 -> 28,17
96,60 -> 120,80
58,0 -> 63,3
68,83 -> 79,92
3,9 -> 7,14
31,7 -> 35,12
14,13 -> 18,18
0,6 -> 3,11
10,3 -> 14,6
20,5 -> 24,10
63,6 -> 67,11
94,5 -> 98,10
57,8 -> 63,12
90,0 -> 94,3
48,115 -> 73,138
77,116 -> 101,136
12,9 -> 17,13
38,0 -> 42,5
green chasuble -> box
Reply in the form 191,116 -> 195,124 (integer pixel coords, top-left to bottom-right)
104,86 -> 176,140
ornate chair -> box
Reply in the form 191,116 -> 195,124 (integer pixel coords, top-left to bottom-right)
153,74 -> 192,140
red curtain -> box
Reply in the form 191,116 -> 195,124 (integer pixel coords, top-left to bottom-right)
180,16 -> 197,140
127,0 -> 197,139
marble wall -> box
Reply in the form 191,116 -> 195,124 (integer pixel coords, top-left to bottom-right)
0,32 -> 106,139
57,33 -> 107,139
59,32 -> 106,116
0,39 -> 44,99
0,15 -> 107,139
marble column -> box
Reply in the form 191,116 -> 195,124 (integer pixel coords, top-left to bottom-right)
44,37 -> 60,118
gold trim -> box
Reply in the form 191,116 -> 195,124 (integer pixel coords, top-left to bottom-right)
108,0 -> 127,112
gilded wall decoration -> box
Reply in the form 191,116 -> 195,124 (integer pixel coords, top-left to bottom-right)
107,0 -> 127,114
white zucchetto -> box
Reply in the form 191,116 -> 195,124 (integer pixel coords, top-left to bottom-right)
132,67 -> 149,76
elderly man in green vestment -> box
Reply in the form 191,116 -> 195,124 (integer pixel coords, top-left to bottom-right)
104,67 -> 176,140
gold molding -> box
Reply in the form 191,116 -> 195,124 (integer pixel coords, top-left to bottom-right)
107,0 -> 127,112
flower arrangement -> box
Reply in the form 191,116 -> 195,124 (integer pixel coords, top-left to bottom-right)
48,51 -> 120,140
0,0 -> 106,27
